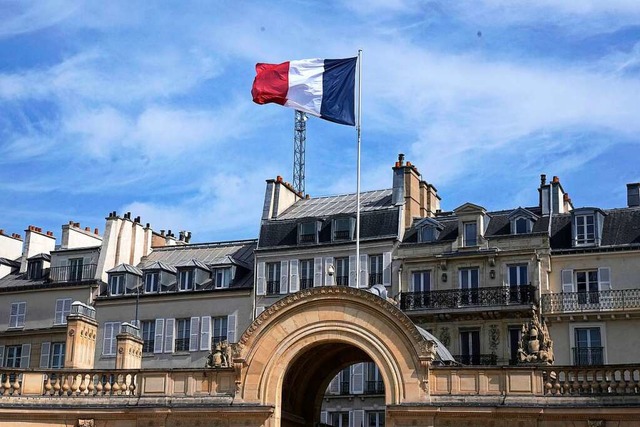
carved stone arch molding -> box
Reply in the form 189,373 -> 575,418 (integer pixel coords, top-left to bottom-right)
234,287 -> 435,423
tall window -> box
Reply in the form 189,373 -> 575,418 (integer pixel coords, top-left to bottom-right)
411,271 -> 430,292
365,362 -> 384,394
109,274 -> 125,295
175,319 -> 191,351
515,217 -> 529,234
576,270 -> 599,304
335,257 -> 349,286
144,272 -> 159,293
5,345 -> 22,368
575,214 -> 595,245
420,226 -> 438,242
141,321 -> 155,353
369,254 -> 383,286
102,322 -> 121,356
54,298 -> 72,325
339,367 -> 351,395
508,264 -> 528,303
574,327 -> 603,366
330,412 -> 350,427
508,327 -> 522,365
213,316 -> 228,346
459,268 -> 479,305
333,218 -> 353,241
459,330 -> 480,365
266,262 -> 281,295
298,221 -> 316,243
69,258 -> 84,281
50,343 -> 65,368
299,260 -> 314,289
9,302 -> 26,328
463,222 -> 477,246
179,269 -> 195,291
213,267 -> 232,289
27,260 -> 43,280
368,411 -> 385,427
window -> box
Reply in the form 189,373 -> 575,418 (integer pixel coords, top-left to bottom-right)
576,270 -> 599,305
329,412 -> 350,427
9,302 -> 26,328
179,269 -> 195,291
54,298 -> 72,325
333,217 -> 353,241
369,254 -> 383,286
213,267 -> 232,289
175,318 -> 191,351
299,260 -> 314,289
27,260 -> 43,280
335,257 -> 349,286
298,221 -> 316,243
411,271 -> 430,293
213,316 -> 228,346
420,226 -> 438,242
50,343 -> 65,368
5,345 -> 22,368
266,262 -> 281,295
144,272 -> 159,293
515,217 -> 529,234
508,264 -> 528,303
141,321 -> 155,353
459,268 -> 479,305
508,327 -> 522,365
463,222 -> 478,246
102,322 -> 121,356
574,327 -> 603,366
459,330 -> 481,365
109,274 -> 125,295
368,411 -> 385,427
365,362 -> 384,394
69,258 -> 84,281
575,214 -> 595,245
339,367 -> 351,395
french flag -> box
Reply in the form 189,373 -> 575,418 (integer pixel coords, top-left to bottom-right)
251,57 -> 357,126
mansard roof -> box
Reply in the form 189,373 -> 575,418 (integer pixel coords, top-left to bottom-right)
276,189 -> 394,220
107,263 -> 143,276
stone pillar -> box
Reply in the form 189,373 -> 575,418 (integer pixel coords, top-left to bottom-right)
65,302 -> 98,369
115,323 -> 143,369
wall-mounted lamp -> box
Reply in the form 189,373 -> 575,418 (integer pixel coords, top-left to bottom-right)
490,270 -> 496,279
441,272 -> 447,282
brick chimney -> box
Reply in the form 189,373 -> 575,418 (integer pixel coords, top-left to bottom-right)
19,226 -> 56,273
392,154 -> 440,229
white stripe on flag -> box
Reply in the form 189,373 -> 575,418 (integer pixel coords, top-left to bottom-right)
285,58 -> 324,117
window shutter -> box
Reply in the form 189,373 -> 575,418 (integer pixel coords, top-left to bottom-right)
561,269 -> 574,293
63,299 -> 71,322
321,257 -> 334,286
255,306 -> 265,317
0,345 -> 4,368
227,312 -> 237,343
154,318 -> 165,353
164,318 -> 175,354
350,362 -> 364,394
103,323 -> 113,355
383,251 -> 392,286
329,374 -> 340,394
351,409 -> 364,427
289,260 -> 300,293
409,272 -> 415,292
598,267 -> 611,291
54,299 -> 63,324
280,260 -> 289,294
200,316 -> 212,351
189,317 -> 200,352
359,254 -> 368,288
256,262 -> 266,296
40,342 -> 51,368
349,255 -> 357,287
20,343 -> 31,368
320,411 -> 328,424
313,257 -> 323,287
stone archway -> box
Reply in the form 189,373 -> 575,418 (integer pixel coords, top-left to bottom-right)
233,287 -> 436,427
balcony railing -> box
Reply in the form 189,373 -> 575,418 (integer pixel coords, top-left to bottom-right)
400,285 -> 535,311
333,230 -> 351,240
368,273 -> 382,286
453,354 -> 498,366
365,380 -> 384,394
300,278 -> 314,289
541,289 -> 640,314
339,381 -> 350,395
266,280 -> 280,295
298,234 -> 316,243
336,276 -> 349,286
573,347 -> 604,366
49,264 -> 97,283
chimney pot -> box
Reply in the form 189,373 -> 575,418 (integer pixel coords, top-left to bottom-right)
540,174 -> 546,186
398,153 -> 405,165
276,175 -> 283,183
94,228 -> 99,235
85,227 -> 91,232
160,230 -> 165,236
563,193 -> 569,201
146,223 -> 150,228
552,176 -> 559,183
406,161 -> 412,167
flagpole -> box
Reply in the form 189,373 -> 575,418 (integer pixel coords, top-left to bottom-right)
355,49 -> 363,289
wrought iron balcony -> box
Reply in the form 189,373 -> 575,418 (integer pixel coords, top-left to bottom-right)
300,278 -> 314,289
368,273 -> 383,286
541,289 -> 640,314
339,381 -> 350,395
453,354 -> 498,366
365,380 -> 384,394
49,264 -> 97,283
336,276 -> 349,286
400,285 -> 535,311
266,280 -> 280,295
572,347 -> 604,366
333,230 -> 351,240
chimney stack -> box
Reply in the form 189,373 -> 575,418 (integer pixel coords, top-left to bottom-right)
628,183 -> 640,207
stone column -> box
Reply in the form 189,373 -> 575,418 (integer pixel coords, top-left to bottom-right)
65,302 -> 98,369
115,323 -> 143,369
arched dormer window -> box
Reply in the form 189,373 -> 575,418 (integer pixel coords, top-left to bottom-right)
415,217 -> 444,243
508,208 -> 538,235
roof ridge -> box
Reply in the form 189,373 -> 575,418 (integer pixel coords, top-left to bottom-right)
152,239 -> 257,251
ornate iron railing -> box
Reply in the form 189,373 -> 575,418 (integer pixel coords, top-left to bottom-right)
453,354 -> 498,366
333,230 -> 351,240
365,380 -> 384,394
336,276 -> 349,286
541,289 -> 640,313
400,285 -> 535,311
573,347 -> 604,366
49,264 -> 97,283
266,280 -> 280,295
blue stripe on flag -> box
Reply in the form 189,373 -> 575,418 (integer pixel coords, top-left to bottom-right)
320,58 -> 357,126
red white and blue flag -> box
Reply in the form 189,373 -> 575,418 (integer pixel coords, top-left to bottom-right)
251,57 -> 357,126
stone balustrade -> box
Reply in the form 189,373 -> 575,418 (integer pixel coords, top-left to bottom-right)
543,366 -> 640,395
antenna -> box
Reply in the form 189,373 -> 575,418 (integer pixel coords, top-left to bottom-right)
293,110 -> 307,195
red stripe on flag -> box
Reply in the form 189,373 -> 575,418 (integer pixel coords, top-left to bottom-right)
251,62 -> 290,106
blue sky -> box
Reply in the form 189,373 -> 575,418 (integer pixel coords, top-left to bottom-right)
1,1 -> 639,243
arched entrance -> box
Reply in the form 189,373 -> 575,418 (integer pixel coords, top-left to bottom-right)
234,287 -> 438,426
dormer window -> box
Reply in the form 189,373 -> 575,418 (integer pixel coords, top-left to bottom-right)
463,222 -> 477,246
333,217 -> 354,241
416,217 -> 443,243
213,267 -> 232,289
508,208 -> 538,235
144,272 -> 159,293
27,260 -> 43,280
110,274 -> 125,295
178,269 -> 194,291
298,221 -> 317,244
571,208 -> 605,247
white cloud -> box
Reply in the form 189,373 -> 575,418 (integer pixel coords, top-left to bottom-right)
0,0 -> 80,38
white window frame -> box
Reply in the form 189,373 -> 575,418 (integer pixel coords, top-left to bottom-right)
213,316 -> 228,346
410,270 -> 431,293
332,217 -> 354,241
175,318 -> 191,352
54,298 -> 72,325
141,320 -> 156,353
178,269 -> 195,291
144,272 -> 159,293
299,259 -> 314,289
463,221 -> 478,246
109,274 -> 125,296
369,254 -> 383,286
575,214 -> 596,245
213,267 -> 232,289
298,221 -> 317,244
569,322 -> 606,365
9,302 -> 26,328
50,342 -> 65,368
266,262 -> 281,295
335,257 -> 349,286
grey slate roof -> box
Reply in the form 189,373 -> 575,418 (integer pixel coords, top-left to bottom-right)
276,189 -> 394,220
107,263 -> 143,276
143,260 -> 177,273
0,257 -> 20,268
27,253 -> 51,261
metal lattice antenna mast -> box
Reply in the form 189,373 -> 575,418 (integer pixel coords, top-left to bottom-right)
293,110 -> 307,195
